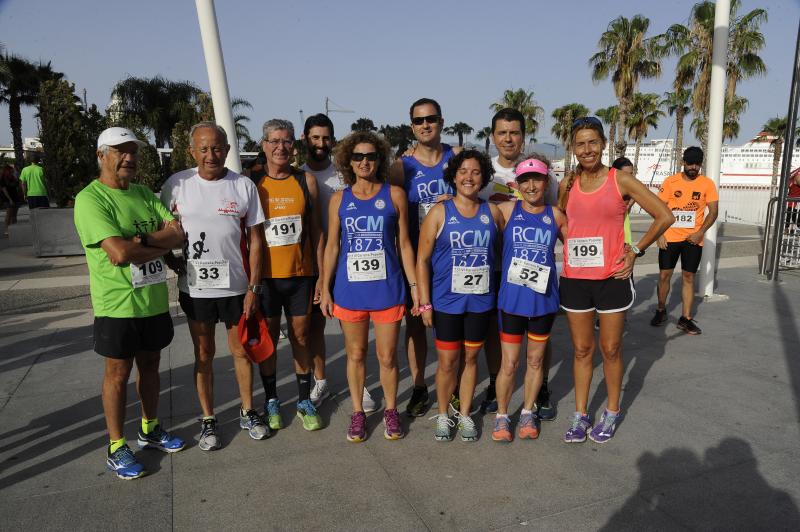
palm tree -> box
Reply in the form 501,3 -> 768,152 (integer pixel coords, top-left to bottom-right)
595,105 -> 620,164
0,54 -> 63,171
757,116 -> 800,195
490,88 -> 544,141
723,96 -> 748,142
626,93 -> 664,175
444,122 -> 474,147
111,76 -> 201,148
661,88 -> 691,172
552,104 -> 590,173
378,124 -> 415,156
475,126 -> 492,153
590,15 -> 663,157
351,117 -> 377,132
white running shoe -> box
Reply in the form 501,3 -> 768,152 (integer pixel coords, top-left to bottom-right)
310,379 -> 331,407
362,387 -> 377,413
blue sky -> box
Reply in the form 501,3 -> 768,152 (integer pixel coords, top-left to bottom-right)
1,0 -> 799,149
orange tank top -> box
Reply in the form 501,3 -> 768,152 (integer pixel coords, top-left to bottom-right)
257,173 -> 314,278
563,168 -> 627,280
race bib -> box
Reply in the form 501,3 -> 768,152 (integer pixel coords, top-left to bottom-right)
347,250 -> 386,282
451,265 -> 490,294
567,237 -> 604,268
507,257 -> 551,294
672,210 -> 696,229
130,258 -> 167,288
188,259 -> 230,289
264,214 -> 302,247
418,202 -> 434,224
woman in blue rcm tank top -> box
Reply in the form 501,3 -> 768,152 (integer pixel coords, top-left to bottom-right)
320,132 -> 419,444
416,150 -> 504,443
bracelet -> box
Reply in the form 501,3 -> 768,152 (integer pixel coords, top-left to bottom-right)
418,303 -> 433,312
408,282 -> 417,287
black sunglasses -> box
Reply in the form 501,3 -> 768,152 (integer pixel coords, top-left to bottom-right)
572,116 -> 603,129
351,152 -> 379,162
411,114 -> 441,125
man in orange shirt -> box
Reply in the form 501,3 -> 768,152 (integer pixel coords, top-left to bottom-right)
651,147 -> 718,334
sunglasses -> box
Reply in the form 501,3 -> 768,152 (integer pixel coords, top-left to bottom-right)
351,152 -> 379,162
572,116 -> 603,129
411,114 -> 441,126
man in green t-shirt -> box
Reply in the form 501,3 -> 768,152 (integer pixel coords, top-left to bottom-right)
74,127 -> 187,480
19,155 -> 49,209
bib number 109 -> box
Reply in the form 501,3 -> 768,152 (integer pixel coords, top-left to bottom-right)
130,258 -> 167,288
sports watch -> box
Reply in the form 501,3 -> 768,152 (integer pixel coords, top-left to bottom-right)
629,244 -> 645,258
248,284 -> 263,294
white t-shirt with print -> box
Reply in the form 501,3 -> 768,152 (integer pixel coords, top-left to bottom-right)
301,161 -> 346,233
161,168 -> 266,298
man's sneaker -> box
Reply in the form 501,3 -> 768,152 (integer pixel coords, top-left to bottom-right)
310,379 -> 331,407
430,413 -> 455,441
362,387 -> 377,413
588,410 -> 620,443
518,411 -> 541,440
405,385 -> 430,417
491,416 -> 512,442
456,413 -> 478,442
677,316 -> 702,335
650,308 -> 668,327
383,408 -> 405,440
297,399 -> 322,431
536,384 -> 557,421
198,417 -> 222,451
107,444 -> 146,480
448,394 -> 461,416
265,398 -> 283,430
479,386 -> 498,414
240,409 -> 270,440
564,412 -> 592,443
137,425 -> 185,453
347,411 -> 367,442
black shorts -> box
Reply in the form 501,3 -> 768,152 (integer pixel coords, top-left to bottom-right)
559,277 -> 635,313
27,196 -> 49,209
433,310 -> 493,347
94,312 -> 174,359
658,241 -> 703,273
179,292 -> 244,326
261,276 -> 314,317
500,311 -> 556,339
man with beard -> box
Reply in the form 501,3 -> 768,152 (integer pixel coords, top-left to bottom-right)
651,147 -> 718,335
300,113 -> 376,411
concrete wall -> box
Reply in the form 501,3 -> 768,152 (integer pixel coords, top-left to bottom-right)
30,208 -> 84,257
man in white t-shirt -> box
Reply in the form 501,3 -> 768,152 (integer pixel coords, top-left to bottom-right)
160,121 -> 270,450
299,114 -> 377,412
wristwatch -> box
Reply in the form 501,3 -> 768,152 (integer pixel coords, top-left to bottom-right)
629,244 -> 645,257
248,284 -> 263,294
137,232 -> 149,247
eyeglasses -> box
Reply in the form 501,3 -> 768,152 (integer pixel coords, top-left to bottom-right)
351,152 -> 379,162
265,139 -> 294,148
411,115 -> 441,126
571,116 -> 603,129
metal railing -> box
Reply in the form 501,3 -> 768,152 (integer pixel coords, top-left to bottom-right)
761,195 -> 800,275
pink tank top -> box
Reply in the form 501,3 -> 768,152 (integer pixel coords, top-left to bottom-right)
563,168 -> 627,280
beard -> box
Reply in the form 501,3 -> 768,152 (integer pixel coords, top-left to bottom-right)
307,145 -> 330,162
684,168 -> 699,178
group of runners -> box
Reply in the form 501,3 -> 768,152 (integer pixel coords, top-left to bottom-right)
75,97 -> 719,480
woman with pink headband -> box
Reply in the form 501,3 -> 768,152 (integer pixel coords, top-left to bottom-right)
492,157 -> 566,442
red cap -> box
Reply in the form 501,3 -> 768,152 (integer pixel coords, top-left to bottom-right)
237,310 -> 274,363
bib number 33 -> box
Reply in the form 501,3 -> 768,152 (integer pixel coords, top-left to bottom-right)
188,259 -> 230,289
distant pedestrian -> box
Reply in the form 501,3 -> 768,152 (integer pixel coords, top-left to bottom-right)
1,165 -> 22,235
19,155 -> 49,209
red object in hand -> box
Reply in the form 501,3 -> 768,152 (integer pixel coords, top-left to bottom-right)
237,310 -> 274,363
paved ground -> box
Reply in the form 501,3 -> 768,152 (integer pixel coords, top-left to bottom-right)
1,213 -> 799,531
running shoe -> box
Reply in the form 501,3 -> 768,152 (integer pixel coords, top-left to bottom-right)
491,415 -> 512,442
518,411 -> 541,440
405,385 -> 430,417
677,316 -> 702,335
536,384 -> 557,421
265,398 -> 283,430
362,387 -> 377,413
383,408 -> 405,440
107,444 -> 146,480
448,394 -> 461,417
310,379 -> 331,407
430,413 -> 455,441
347,411 -> 367,442
137,425 -> 185,453
650,308 -> 668,327
456,413 -> 478,442
296,399 -> 322,431
564,413 -> 592,443
588,410 -> 620,443
198,417 -> 222,451
240,408 -> 270,440
479,385 -> 498,414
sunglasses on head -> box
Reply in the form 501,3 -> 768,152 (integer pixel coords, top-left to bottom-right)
351,152 -> 379,162
411,114 -> 441,126
572,116 -> 603,129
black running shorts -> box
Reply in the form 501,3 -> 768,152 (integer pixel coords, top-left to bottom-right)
260,276 -> 314,317
93,312 -> 174,359
658,241 -> 703,273
433,310 -> 493,344
179,292 -> 245,326
559,277 -> 635,313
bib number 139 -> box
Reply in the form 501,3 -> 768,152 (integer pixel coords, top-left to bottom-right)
347,250 -> 386,281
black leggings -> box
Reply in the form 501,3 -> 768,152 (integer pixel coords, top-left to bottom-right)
433,310 -> 493,348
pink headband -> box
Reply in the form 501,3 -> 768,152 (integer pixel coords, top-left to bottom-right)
515,158 -> 549,178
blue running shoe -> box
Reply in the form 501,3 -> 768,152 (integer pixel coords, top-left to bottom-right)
137,425 -> 186,453
588,410 -> 620,443
564,413 -> 592,443
107,444 -> 146,480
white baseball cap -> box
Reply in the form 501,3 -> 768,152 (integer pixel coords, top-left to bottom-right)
97,127 -> 146,149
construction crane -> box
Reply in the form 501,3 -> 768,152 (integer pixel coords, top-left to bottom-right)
325,97 -> 354,117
